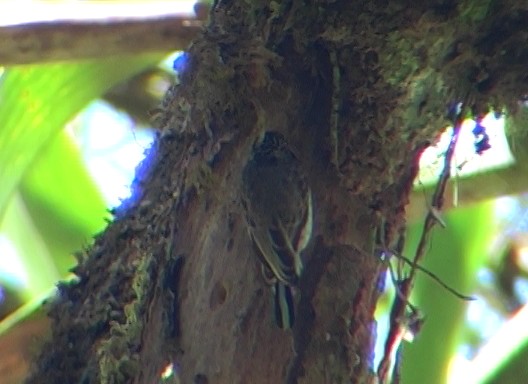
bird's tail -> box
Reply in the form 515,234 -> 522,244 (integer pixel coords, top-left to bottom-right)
273,282 -> 295,329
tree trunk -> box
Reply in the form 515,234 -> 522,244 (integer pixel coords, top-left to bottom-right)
27,1 -> 527,383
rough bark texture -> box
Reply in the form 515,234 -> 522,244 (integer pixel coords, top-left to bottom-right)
27,1 -> 527,383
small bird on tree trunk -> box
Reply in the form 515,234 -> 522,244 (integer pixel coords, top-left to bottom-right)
241,131 -> 313,329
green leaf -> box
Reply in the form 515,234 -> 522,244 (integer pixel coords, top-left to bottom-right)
0,192 -> 59,299
0,54 -> 163,220
401,201 -> 496,383
20,130 -> 108,277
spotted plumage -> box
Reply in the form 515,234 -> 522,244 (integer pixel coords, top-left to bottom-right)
242,131 -> 313,328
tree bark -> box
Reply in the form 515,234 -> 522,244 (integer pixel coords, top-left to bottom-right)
27,1 -> 528,383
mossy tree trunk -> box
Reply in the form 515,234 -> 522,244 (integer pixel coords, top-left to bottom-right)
27,1 -> 527,383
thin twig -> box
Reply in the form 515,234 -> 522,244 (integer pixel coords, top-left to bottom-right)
392,252 -> 475,301
378,104 -> 466,383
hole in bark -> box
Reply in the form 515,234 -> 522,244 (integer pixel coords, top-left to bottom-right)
194,373 -> 209,384
209,281 -> 227,310
226,237 -> 234,251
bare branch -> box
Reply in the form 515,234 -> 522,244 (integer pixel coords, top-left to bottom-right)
0,13 -> 204,65
378,106 -> 465,383
407,162 -> 528,220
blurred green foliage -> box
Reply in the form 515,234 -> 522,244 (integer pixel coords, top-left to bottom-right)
401,201 -> 496,383
0,53 -> 163,305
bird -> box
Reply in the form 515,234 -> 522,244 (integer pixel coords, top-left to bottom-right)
241,131 -> 313,328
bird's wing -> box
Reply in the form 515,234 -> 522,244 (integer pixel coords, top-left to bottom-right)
250,218 -> 297,285
292,190 -> 313,253
276,189 -> 312,276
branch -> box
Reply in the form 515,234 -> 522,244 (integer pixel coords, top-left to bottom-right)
407,162 -> 528,220
0,4 -> 207,65
408,109 -> 528,219
378,107 -> 465,383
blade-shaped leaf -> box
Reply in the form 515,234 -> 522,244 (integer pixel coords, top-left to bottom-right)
401,201 -> 496,384
20,129 -> 109,277
0,53 -> 164,219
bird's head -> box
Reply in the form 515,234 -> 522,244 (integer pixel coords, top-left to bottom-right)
252,131 -> 295,163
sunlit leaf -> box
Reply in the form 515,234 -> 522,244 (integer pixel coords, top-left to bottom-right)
0,53 -> 163,219
401,201 -> 496,383
0,192 -> 58,299
20,130 -> 109,277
